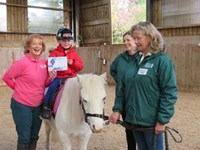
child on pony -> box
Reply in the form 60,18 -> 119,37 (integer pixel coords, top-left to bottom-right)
41,27 -> 84,119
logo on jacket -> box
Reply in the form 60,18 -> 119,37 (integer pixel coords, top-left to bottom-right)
40,64 -> 47,68
144,63 -> 154,68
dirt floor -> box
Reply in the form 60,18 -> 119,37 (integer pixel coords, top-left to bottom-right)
0,85 -> 200,150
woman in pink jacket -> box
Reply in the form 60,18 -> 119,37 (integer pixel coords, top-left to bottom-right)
2,34 -> 56,150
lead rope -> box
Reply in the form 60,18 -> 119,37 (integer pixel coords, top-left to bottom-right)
164,126 -> 182,150
165,129 -> 169,150
116,120 -> 182,150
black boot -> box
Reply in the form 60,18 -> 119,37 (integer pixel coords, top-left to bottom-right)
41,104 -> 52,119
29,143 -> 37,150
17,145 -> 29,150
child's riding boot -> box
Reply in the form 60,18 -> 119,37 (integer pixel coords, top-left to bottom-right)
41,104 -> 51,119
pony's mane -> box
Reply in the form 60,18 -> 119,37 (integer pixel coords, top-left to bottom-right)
79,73 -> 107,86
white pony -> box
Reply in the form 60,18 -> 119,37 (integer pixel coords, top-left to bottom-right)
44,73 -> 108,150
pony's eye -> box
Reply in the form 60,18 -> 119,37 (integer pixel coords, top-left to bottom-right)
82,99 -> 87,103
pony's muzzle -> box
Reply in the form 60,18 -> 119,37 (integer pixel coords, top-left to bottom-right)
91,125 -> 103,133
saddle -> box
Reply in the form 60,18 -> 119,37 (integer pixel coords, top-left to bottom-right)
49,79 -> 66,117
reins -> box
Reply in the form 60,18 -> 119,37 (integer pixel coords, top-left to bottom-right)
116,120 -> 182,150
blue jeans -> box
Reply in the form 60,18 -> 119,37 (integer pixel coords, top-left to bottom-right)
133,130 -> 163,150
44,78 -> 62,105
11,98 -> 42,147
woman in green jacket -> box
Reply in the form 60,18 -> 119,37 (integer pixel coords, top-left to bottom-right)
109,21 -> 178,150
110,31 -> 137,150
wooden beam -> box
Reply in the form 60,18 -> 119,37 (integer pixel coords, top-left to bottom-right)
0,31 -> 54,36
0,2 -> 70,11
80,0 -> 108,9
157,24 -> 200,29
83,38 -> 110,44
81,19 -> 110,27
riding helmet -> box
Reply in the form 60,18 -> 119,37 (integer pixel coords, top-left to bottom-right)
56,27 -> 74,40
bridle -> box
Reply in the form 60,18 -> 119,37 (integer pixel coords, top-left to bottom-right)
79,97 -> 109,125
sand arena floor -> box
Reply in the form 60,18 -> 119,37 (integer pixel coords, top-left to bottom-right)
0,85 -> 200,150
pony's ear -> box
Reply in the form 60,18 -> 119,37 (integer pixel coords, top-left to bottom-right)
77,74 -> 83,83
100,72 -> 107,81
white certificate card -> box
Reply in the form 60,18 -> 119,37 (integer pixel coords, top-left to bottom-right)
48,57 -> 68,71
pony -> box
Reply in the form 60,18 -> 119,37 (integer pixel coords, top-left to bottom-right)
44,73 -> 108,150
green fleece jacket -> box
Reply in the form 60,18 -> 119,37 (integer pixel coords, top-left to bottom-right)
110,51 -> 136,83
110,51 -> 136,108
113,51 -> 178,126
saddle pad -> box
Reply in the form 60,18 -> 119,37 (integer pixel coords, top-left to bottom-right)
52,85 -> 65,116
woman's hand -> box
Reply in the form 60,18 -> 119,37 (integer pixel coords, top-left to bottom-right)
155,122 -> 166,134
49,70 -> 57,80
109,112 -> 120,124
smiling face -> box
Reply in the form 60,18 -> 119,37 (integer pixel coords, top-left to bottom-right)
58,33 -> 73,49
123,34 -> 137,55
28,38 -> 44,59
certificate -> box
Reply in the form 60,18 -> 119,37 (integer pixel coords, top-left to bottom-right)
48,57 -> 68,71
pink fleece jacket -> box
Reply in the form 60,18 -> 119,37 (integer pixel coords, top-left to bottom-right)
2,54 -> 51,107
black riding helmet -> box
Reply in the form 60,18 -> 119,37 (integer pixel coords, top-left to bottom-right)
56,27 -> 74,40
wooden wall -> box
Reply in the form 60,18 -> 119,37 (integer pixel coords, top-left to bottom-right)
0,0 -> 71,35
0,34 -> 57,87
79,0 -> 111,46
168,45 -> 200,91
152,0 -> 200,37
1,0 -> 200,92
1,41 -> 200,92
75,42 -> 200,92
152,0 -> 162,27
0,44 -> 124,87
98,40 -> 200,92
165,36 -> 200,91
7,0 -> 27,32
